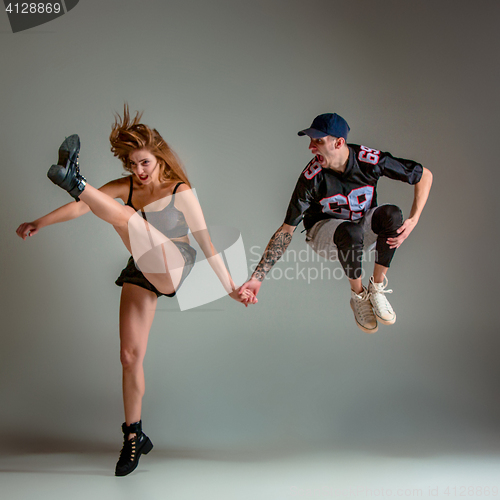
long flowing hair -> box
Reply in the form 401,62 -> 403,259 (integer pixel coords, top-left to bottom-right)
109,105 -> 191,187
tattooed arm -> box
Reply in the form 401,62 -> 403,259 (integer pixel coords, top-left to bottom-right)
238,223 -> 296,303
252,224 -> 295,281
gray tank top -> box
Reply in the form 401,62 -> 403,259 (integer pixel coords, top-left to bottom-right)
126,177 -> 189,239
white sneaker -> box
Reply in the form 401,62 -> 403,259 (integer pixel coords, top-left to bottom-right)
368,276 -> 396,325
350,287 -> 378,333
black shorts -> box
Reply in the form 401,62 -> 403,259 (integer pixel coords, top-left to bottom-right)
115,241 -> 197,298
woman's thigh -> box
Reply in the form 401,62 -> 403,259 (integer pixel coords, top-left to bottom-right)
117,212 -> 186,295
140,239 -> 186,294
119,283 -> 158,361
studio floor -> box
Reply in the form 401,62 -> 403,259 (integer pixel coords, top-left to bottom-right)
2,439 -> 500,500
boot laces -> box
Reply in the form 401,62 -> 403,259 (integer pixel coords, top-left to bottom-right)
118,436 -> 138,464
72,153 -> 80,174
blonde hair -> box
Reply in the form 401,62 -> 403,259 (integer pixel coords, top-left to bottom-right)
109,104 -> 191,187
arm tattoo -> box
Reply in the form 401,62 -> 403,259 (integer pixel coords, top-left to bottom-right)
252,226 -> 293,282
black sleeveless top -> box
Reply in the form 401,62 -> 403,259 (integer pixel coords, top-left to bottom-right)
126,177 -> 190,239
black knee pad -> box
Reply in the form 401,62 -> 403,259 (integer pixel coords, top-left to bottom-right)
333,221 -> 364,249
334,222 -> 364,279
371,205 -> 403,236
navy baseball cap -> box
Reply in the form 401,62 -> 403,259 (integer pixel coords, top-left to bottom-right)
298,113 -> 350,139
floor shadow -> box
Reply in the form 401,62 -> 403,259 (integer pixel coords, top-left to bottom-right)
3,431 -> 500,464
0,468 -> 113,476
1,434 -> 116,455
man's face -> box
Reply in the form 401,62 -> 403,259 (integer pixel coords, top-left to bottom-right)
308,135 -> 339,168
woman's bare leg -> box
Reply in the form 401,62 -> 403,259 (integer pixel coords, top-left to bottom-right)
77,183 -> 185,293
119,283 -> 158,435
79,184 -> 134,227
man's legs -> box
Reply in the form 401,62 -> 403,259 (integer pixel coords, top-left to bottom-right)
330,207 -> 401,292
368,205 -> 404,324
371,204 -> 403,273
332,221 -> 378,333
306,205 -> 404,332
333,221 -> 364,293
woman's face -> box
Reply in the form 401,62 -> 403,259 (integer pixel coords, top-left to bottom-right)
129,149 -> 160,184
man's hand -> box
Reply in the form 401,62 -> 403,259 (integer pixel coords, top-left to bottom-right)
16,221 -> 40,240
387,217 -> 417,249
229,287 -> 256,307
238,278 -> 261,305
388,167 -> 432,249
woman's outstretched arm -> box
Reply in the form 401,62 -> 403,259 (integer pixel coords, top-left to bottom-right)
173,185 -> 252,303
16,201 -> 91,239
16,179 -> 127,240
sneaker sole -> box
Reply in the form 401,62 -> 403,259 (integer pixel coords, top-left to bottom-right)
372,310 -> 396,326
350,302 -> 378,333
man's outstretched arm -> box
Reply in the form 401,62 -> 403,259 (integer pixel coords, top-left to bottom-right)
387,166 -> 433,249
239,223 -> 296,303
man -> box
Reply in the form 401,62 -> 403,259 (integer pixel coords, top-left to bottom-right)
239,113 -> 432,333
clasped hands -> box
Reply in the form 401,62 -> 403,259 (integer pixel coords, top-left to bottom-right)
229,278 -> 261,307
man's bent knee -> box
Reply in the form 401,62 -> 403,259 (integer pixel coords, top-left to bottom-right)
372,205 -> 403,235
333,221 -> 364,248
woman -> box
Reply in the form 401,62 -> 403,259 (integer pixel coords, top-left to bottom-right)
16,107 -> 252,476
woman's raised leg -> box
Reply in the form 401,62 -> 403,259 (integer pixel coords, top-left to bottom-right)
80,184 -> 135,227
47,136 -> 187,294
79,185 -> 186,294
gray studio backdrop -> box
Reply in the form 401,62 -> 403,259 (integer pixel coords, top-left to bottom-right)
1,0 -> 499,453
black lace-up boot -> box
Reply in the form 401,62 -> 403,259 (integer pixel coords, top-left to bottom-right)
115,420 -> 153,477
47,134 -> 86,200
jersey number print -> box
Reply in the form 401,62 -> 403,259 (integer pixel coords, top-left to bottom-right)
358,146 -> 380,165
320,185 -> 374,220
303,159 -> 322,180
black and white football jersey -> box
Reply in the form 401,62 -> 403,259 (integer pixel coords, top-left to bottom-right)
284,144 -> 423,230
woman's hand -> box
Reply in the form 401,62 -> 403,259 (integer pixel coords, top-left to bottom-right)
238,278 -> 261,305
16,221 -> 40,240
229,287 -> 257,307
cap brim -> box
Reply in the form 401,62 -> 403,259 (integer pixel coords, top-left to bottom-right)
297,128 -> 328,138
